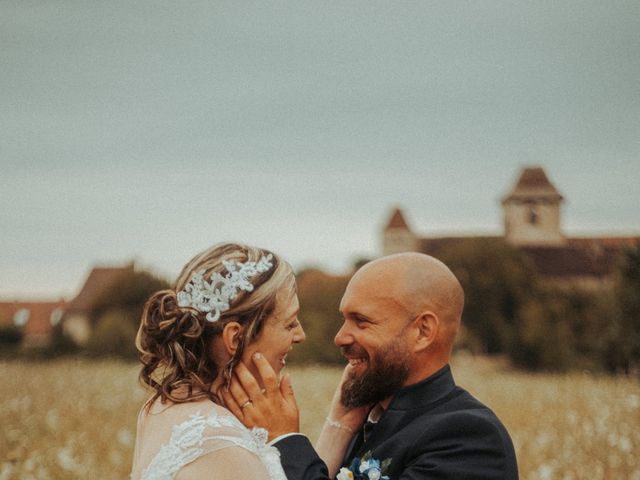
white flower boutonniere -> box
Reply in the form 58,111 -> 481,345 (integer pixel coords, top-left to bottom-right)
339,451 -> 391,480
337,467 -> 355,480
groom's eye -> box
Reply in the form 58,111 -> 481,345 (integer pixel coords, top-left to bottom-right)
286,320 -> 299,330
354,315 -> 374,328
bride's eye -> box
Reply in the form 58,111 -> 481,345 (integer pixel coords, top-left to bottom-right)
286,320 -> 299,331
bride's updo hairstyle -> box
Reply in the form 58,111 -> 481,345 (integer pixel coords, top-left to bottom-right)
136,242 -> 295,405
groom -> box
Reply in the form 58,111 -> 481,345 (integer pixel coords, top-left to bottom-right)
224,253 -> 518,479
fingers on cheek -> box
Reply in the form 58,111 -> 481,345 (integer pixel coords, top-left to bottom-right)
229,381 -> 247,402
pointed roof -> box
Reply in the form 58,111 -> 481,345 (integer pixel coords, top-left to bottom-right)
502,166 -> 564,203
384,207 -> 411,231
66,263 -> 134,313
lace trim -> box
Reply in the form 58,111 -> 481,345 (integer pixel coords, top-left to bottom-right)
140,409 -> 285,480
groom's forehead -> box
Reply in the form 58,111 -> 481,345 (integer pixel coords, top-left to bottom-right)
340,285 -> 406,318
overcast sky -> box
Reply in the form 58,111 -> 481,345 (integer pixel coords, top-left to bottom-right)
1,1 -> 639,298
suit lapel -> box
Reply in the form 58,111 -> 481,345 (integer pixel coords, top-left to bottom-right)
341,365 -> 457,466
343,427 -> 365,464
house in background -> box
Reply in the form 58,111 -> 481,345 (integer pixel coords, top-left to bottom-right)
62,262 -> 134,346
0,300 -> 67,348
382,166 -> 640,289
0,261 -> 135,349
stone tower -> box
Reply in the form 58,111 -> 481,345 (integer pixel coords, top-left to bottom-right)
382,207 -> 418,255
502,166 -> 565,246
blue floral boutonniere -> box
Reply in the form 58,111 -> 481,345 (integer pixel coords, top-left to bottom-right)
337,451 -> 392,480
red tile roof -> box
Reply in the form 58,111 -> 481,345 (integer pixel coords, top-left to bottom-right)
66,264 -> 134,313
569,236 -> 640,249
418,235 -> 640,280
384,207 -> 410,231
519,245 -> 618,278
502,166 -> 564,202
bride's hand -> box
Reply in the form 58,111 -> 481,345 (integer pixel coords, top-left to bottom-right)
219,353 -> 299,442
314,364 -> 371,477
326,364 -> 370,432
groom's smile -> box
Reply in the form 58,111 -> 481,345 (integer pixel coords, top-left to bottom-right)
341,345 -> 370,374
348,357 -> 367,367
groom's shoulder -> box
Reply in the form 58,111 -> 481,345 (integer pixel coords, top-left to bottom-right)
395,388 -> 518,480
428,385 -> 509,433
408,385 -> 515,455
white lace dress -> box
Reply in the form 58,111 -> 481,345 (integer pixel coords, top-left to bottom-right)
131,401 -> 286,480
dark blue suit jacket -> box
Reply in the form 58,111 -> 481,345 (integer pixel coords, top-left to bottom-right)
274,365 -> 518,479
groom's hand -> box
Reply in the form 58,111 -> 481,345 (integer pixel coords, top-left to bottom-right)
220,352 -> 299,441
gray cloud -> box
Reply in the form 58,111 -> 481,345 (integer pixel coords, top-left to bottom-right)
1,0 -> 639,296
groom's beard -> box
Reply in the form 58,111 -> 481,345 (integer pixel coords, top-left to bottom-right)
340,341 -> 410,409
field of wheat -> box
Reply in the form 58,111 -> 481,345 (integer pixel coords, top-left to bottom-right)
0,356 -> 638,480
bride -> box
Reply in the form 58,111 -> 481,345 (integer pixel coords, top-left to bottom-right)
130,242 -> 308,480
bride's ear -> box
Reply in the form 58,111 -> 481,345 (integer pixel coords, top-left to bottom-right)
221,321 -> 243,355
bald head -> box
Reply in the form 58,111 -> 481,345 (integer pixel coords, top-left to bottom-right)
352,253 -> 464,346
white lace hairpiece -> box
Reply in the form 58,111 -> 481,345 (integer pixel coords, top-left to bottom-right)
176,254 -> 274,322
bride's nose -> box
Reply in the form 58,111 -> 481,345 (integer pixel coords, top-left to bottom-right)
293,324 -> 306,344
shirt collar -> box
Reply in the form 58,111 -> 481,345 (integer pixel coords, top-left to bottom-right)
367,403 -> 384,424
385,364 -> 456,411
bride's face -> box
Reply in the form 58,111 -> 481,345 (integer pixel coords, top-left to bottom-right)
242,286 -> 305,377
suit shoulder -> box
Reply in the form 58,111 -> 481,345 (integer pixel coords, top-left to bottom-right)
404,398 -> 518,478
412,390 -> 515,455
430,406 -> 509,438
450,388 -> 507,425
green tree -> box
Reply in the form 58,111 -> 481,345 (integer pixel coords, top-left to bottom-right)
288,269 -> 350,364
606,245 -> 640,374
508,288 -> 604,371
87,309 -> 139,357
0,324 -> 23,351
438,238 -> 537,355
86,268 -> 170,358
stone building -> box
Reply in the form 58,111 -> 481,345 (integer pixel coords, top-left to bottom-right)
382,166 -> 639,288
1,261 -> 138,349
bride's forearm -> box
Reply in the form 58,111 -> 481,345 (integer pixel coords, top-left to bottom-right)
315,418 -> 356,478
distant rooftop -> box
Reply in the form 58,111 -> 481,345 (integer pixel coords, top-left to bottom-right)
66,263 -> 134,313
384,207 -> 411,231
503,166 -> 564,202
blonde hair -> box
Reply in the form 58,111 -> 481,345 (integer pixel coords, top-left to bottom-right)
136,242 -> 295,405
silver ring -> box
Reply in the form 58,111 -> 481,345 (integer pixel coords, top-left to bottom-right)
240,400 -> 253,409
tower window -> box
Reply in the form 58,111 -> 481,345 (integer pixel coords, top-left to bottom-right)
528,206 -> 539,225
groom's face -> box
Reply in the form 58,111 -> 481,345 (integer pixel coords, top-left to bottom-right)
336,270 -> 413,407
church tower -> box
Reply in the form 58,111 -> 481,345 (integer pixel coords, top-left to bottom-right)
382,207 -> 419,255
502,166 -> 565,246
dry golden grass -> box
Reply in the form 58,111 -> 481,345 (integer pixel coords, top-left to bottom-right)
1,356 -> 639,479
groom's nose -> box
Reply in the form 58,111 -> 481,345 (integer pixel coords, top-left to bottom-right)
334,321 -> 352,348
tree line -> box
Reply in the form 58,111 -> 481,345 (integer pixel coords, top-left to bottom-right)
290,241 -> 640,375
3,243 -> 638,375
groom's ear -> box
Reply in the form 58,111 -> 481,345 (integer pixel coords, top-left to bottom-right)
221,321 -> 243,355
411,311 -> 439,353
